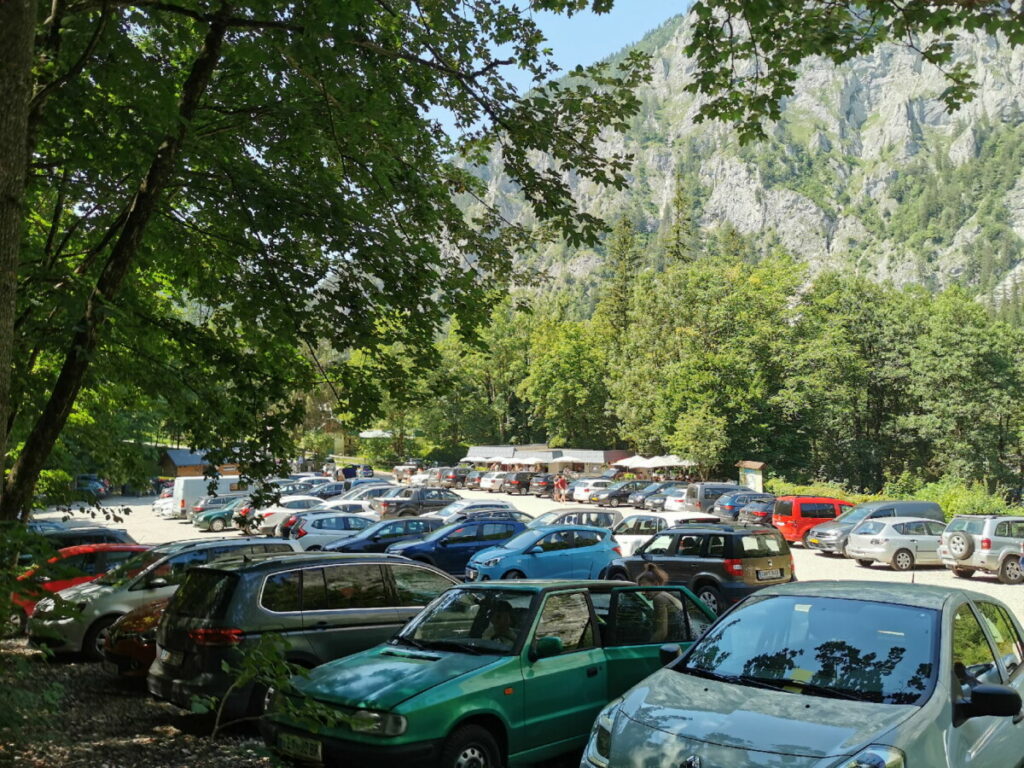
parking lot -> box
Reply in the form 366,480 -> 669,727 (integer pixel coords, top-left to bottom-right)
34,480 -> 1024,624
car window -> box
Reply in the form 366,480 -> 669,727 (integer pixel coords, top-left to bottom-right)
321,564 -> 388,609
706,535 -> 726,558
975,602 -> 1023,678
737,533 -> 785,556
801,502 -> 837,519
62,552 -> 100,576
857,521 -> 886,536
103,550 -> 139,569
870,508 -> 896,519
390,565 -> 454,606
609,588 -> 694,646
404,519 -> 434,535
925,521 -> 947,536
644,534 -> 676,555
379,523 -> 405,539
573,531 -> 602,548
677,535 -> 702,556
480,523 -> 514,541
347,517 -> 370,530
534,592 -> 595,655
774,500 -> 792,517
703,488 -> 728,501
947,518 -> 985,535
446,525 -> 479,543
262,570 -> 301,612
952,603 -> 1002,699
686,486 -> 697,501
538,531 -> 573,552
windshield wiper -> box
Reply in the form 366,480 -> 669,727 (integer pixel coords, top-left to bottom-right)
426,639 -> 490,655
392,636 -> 428,651
769,678 -> 877,702
679,667 -> 781,692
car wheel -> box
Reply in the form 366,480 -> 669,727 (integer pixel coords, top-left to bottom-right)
695,585 -> 722,616
609,497 -> 620,508
210,517 -> 226,532
801,531 -> 812,548
947,532 -> 974,560
952,567 -> 975,579
439,724 -> 501,768
6,607 -> 26,637
502,570 -> 526,580
999,556 -> 1024,585
891,549 -> 915,572
306,545 -> 321,551
607,569 -> 630,581
855,559 -> 873,568
399,509 -> 415,517
83,615 -> 119,662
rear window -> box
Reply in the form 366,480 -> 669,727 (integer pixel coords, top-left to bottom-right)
736,533 -> 786,557
947,518 -> 985,535
173,570 -> 238,619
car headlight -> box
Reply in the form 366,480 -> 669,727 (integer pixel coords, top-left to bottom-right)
835,746 -> 905,768
347,710 -> 407,736
481,557 -> 502,567
586,699 -> 621,768
34,598 -> 55,614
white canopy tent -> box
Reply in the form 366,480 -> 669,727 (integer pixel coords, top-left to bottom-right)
612,455 -> 647,468
548,455 -> 588,465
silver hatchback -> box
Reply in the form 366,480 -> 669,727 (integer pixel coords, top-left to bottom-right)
846,516 -> 947,571
938,514 -> 1024,584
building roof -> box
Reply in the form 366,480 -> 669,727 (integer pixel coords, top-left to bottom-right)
161,449 -> 207,467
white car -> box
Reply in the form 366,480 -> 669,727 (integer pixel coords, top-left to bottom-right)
407,470 -> 431,485
572,478 -> 612,502
478,471 -> 507,492
256,495 -> 323,535
422,499 -> 516,523
583,581 -> 1024,768
153,497 -> 176,517
314,497 -> 380,521
611,511 -> 720,556
289,512 -> 373,550
662,486 -> 693,512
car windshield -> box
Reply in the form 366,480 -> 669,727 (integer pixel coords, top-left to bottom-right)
501,529 -> 542,550
95,549 -> 167,587
527,512 -> 560,528
394,587 -> 533,655
606,481 -> 630,491
834,504 -> 875,524
681,595 -> 939,704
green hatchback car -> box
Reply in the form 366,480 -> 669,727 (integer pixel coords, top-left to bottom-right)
192,496 -> 248,532
261,580 -> 715,768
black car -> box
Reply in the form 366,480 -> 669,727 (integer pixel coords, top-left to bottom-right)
736,499 -> 775,525
464,470 -> 485,490
324,517 -> 446,553
590,479 -> 651,507
628,481 -> 687,508
148,553 -> 457,719
439,467 -> 471,488
712,492 -> 775,522
499,472 -> 535,495
528,473 -> 556,497
370,486 -> 461,518
604,524 -> 794,616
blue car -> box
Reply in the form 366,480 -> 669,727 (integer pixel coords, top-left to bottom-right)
465,524 -> 619,581
385,518 -> 525,575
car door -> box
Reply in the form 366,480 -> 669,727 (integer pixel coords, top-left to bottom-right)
603,585 -> 715,695
917,521 -> 947,564
948,600 -> 1024,767
897,520 -> 927,562
521,590 -> 607,752
433,523 -> 482,574
529,529 -> 575,578
368,520 -> 409,552
572,530 -> 610,578
665,532 -> 704,587
630,533 -> 678,580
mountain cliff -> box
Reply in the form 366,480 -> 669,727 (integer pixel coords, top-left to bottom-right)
477,14 -> 1024,306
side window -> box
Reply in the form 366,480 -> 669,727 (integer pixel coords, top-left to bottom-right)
775,500 -> 793,518
103,550 -> 138,569
534,592 -> 595,654
61,552 -> 99,576
348,517 -> 370,530
404,520 -> 432,535
975,602 -> 1023,677
803,503 -> 837,520
262,570 -> 302,612
261,543 -> 297,553
614,517 -> 639,535
538,531 -> 573,552
644,534 -> 676,555
610,588 -> 693,646
892,523 -> 908,536
446,525 -> 478,543
302,568 -> 328,610
952,604 -> 1001,699
677,535 -> 702,556
390,566 -> 454,605
1010,522 -> 1024,538
706,535 -> 726,558
925,521 -> 947,536
480,523 -> 513,541
154,550 -> 208,585
995,522 -> 1009,537
323,564 -> 388,609
573,531 -> 602,549
684,594 -> 713,637
380,523 -> 405,539
704,488 -> 727,502
871,508 -> 896,519
686,486 -> 697,501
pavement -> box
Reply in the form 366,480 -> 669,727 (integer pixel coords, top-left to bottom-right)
32,480 -> 1024,623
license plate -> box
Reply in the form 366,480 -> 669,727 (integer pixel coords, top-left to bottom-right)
808,538 -> 819,544
757,569 -> 782,581
279,733 -> 322,761
159,648 -> 183,666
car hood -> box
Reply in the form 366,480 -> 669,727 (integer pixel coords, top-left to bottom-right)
615,669 -> 916,762
56,579 -> 117,602
296,645 -> 504,710
811,521 -> 854,534
468,545 -> 516,563
113,598 -> 170,633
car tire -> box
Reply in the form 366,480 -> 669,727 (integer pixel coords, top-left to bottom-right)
502,570 -> 526,580
210,518 -> 226,532
83,615 -> 119,662
306,545 -> 322,551
607,568 -> 630,581
951,567 -> 975,579
855,559 -> 873,568
695,584 -> 723,616
6,607 -> 27,637
399,509 -> 416,517
439,724 -> 502,768
891,549 -> 915,572
801,531 -> 812,548
998,556 -> 1024,585
948,532 -> 974,560
609,497 -> 620,508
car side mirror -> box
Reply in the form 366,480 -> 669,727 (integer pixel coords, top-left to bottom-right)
956,684 -> 1022,725
659,643 -> 682,666
526,546 -> 543,555
437,538 -> 449,547
147,577 -> 169,589
531,635 -> 563,661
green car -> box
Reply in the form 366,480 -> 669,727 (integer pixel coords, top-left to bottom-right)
261,579 -> 715,768
192,497 -> 248,532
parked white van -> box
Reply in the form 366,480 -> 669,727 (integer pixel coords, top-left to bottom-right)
164,476 -> 246,520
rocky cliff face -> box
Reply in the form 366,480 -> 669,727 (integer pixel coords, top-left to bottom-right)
486,15 -> 1024,303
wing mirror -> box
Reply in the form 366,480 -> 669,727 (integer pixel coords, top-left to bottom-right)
526,546 -> 542,555
530,635 -> 563,661
147,577 -> 169,589
956,684 -> 1022,725
659,643 -> 682,666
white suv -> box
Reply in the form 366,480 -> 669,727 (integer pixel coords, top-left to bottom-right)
938,515 -> 1024,584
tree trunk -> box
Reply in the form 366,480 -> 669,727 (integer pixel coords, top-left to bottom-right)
0,0 -> 37,520
0,5 -> 231,521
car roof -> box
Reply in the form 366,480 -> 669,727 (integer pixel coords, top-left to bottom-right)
754,580 -> 1001,610
663,524 -> 777,535
200,551 -> 414,574
447,579 -> 636,593
55,543 -> 150,556
527,524 -> 611,534
867,516 -> 946,525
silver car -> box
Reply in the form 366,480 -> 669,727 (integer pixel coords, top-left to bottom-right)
27,537 -> 299,659
846,516 -> 948,571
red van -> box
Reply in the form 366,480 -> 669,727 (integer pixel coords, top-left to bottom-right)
771,496 -> 854,546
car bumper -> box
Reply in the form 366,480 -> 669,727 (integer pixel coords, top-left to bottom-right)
805,536 -> 844,553
149,667 -> 251,719
28,616 -> 85,654
103,640 -> 155,677
845,546 -> 887,562
261,717 -> 442,768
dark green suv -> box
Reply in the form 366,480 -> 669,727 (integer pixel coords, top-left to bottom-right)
147,553 -> 458,719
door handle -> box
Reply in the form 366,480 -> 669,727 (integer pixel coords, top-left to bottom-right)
586,667 -> 599,678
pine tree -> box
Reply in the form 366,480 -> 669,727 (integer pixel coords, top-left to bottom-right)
594,217 -> 640,335
662,175 -> 702,263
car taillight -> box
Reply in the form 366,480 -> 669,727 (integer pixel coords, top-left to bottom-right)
753,510 -> 768,517
187,628 -> 243,646
285,515 -> 298,527
672,497 -> 685,502
981,538 -> 992,550
612,546 -> 621,555
723,505 -> 735,511
294,525 -> 307,538
193,505 -> 203,511
695,501 -> 702,510
179,499 -> 185,509
723,558 -> 744,575
239,506 -> 251,516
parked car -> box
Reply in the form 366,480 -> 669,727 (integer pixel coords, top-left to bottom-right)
102,597 -> 169,677
573,478 -> 613,502
806,500 -> 945,556
604,523 -> 794,615
465,525 -> 619,580
528,473 -> 556,497
256,495 -> 324,535
771,495 -> 855,546
385,518 -> 526,575
590,479 -> 650,507
358,465 -> 374,478
24,526 -> 136,563
846,516 -> 949,570
421,498 -> 516,523
439,467 -> 471,488
423,467 -> 451,487
193,496 -> 251,532
584,581 -> 1024,768
9,544 -> 150,634
611,512 -> 719,557
500,471 -> 535,495
735,499 -> 775,525
478,471 -> 507,492
711,491 -> 775,521
464,470 -> 485,490
546,509 -> 623,529
666,482 -> 753,514
938,514 -> 1024,583
391,459 -> 424,483
527,508 -> 581,528
626,481 -> 685,509
407,469 -> 432,485
289,513 -> 374,550
262,580 -> 716,768
27,537 -> 300,659
324,517 -> 446,553
149,553 -> 459,719
370,486 -> 461,519
336,482 -> 395,501
305,481 -> 353,500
